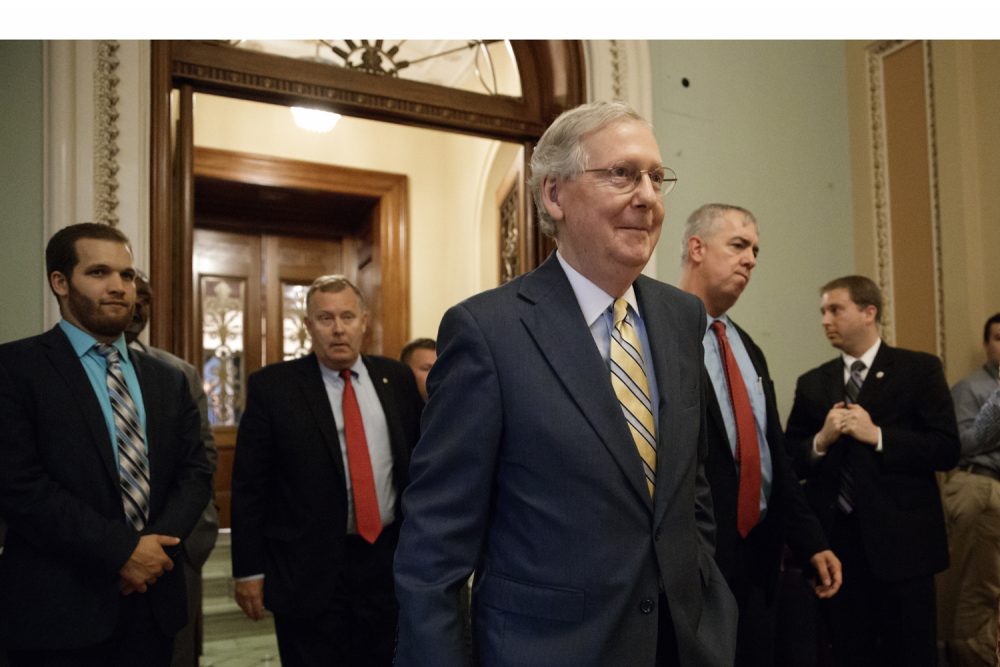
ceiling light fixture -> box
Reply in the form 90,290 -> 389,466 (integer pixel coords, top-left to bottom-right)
290,107 -> 341,133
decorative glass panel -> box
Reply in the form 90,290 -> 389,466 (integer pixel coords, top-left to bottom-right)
229,40 -> 522,97
283,283 -> 311,360
201,276 -> 245,426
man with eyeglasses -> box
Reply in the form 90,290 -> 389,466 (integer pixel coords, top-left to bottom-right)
395,101 -> 737,666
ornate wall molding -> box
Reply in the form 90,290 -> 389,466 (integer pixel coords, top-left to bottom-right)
94,40 -> 121,227
585,40 -> 653,122
171,60 -> 541,139
866,40 -> 944,357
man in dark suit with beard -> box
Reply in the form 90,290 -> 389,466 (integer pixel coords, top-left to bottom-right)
785,275 -> 959,666
231,274 -> 423,667
679,203 -> 841,666
0,223 -> 212,666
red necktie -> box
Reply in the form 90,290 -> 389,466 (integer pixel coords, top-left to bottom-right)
710,320 -> 761,538
340,369 -> 382,544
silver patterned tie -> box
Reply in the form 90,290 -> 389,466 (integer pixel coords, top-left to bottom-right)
837,359 -> 866,514
96,344 -> 150,530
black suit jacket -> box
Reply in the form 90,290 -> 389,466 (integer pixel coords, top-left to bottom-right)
0,326 -> 212,650
394,254 -> 737,667
784,343 -> 959,581
230,353 -> 423,617
704,321 -> 827,599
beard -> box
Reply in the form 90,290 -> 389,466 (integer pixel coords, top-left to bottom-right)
66,284 -> 133,339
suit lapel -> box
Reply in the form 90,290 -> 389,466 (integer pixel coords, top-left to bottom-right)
857,343 -> 892,408
41,327 -> 119,486
518,256 -> 653,510
822,357 -> 844,407
636,278 -> 695,525
296,354 -> 348,486
363,356 -> 409,473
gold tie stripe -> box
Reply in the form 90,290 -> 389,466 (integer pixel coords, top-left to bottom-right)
610,298 -> 657,497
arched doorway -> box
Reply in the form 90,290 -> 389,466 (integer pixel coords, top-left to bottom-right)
149,39 -> 586,526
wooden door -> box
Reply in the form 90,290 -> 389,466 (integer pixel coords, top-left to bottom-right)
194,228 -> 351,527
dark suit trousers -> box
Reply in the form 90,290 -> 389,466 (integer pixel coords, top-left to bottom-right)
728,528 -> 780,667
6,593 -> 173,667
273,521 -> 400,667
826,511 -> 937,667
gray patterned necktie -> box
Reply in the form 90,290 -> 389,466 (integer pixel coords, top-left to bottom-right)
837,359 -> 866,514
96,344 -> 150,530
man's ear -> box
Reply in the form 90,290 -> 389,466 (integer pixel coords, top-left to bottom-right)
541,176 -> 565,222
49,271 -> 69,298
687,236 -> 705,263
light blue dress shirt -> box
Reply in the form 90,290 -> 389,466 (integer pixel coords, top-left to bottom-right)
557,251 -> 660,427
318,356 -> 397,533
703,315 -> 772,516
58,319 -> 148,467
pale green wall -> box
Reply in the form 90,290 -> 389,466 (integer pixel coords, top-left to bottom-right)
0,41 -> 45,343
649,41 -> 854,420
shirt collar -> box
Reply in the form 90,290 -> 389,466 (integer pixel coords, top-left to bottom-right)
842,338 -> 881,370
705,312 -> 732,335
59,319 -> 130,362
556,249 -> 639,327
317,354 -> 369,384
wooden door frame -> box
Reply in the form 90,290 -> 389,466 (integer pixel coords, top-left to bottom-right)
150,39 -> 585,357
193,146 -> 409,357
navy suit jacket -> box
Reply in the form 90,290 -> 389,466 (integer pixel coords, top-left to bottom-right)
784,343 -> 959,581
230,353 -> 423,617
704,321 -> 827,599
0,326 -> 212,650
394,254 -> 738,667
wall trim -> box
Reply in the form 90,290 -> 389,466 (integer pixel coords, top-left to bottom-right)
866,39 -> 944,358
94,40 -> 121,227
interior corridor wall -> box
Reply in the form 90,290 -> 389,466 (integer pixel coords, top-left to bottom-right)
648,41 -> 854,421
0,41 -> 45,343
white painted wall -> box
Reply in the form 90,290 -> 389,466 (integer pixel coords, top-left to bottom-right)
649,41 -> 854,419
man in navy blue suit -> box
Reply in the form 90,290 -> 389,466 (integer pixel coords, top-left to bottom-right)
394,101 -> 737,666
0,223 -> 212,666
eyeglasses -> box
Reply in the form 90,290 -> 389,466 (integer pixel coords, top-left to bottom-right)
582,165 -> 678,196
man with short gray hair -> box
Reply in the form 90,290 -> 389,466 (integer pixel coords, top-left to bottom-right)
231,274 -> 423,666
395,101 -> 737,666
679,203 -> 840,666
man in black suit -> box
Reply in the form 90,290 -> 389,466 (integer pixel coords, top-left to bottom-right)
230,274 -> 423,667
0,223 -> 212,666
785,275 -> 959,666
125,272 -> 219,667
679,203 -> 841,666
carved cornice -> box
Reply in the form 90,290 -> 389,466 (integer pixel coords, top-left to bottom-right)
866,40 -> 944,359
609,40 -> 624,99
94,40 -> 121,227
171,60 -> 539,137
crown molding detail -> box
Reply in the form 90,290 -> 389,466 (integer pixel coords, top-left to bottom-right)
170,60 -> 541,138
866,40 -> 944,358
94,40 -> 121,227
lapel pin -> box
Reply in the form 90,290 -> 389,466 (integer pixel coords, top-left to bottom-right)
876,371 -> 884,379
382,377 -> 389,384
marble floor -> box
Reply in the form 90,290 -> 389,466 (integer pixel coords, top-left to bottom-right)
201,632 -> 281,666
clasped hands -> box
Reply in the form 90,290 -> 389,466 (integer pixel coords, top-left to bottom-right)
119,534 -> 180,595
815,401 -> 879,453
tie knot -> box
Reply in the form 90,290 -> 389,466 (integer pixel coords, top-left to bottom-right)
95,343 -> 121,365
613,298 -> 630,328
710,319 -> 726,336
340,369 -> 354,383
851,360 -> 866,373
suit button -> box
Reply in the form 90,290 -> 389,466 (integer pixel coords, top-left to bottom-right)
639,598 -> 655,614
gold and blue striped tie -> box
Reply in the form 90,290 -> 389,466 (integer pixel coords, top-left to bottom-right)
610,298 -> 657,497
97,344 -> 150,530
